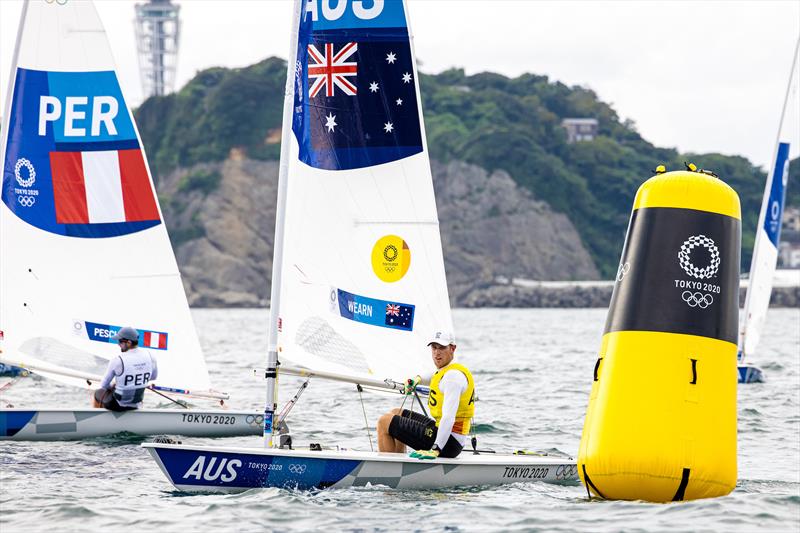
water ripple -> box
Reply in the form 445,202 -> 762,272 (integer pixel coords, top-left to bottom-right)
1,308 -> 798,532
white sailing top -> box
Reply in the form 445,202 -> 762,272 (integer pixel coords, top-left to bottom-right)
100,347 -> 157,407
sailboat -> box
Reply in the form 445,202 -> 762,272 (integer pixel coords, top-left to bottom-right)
738,37 -> 799,384
0,0 -> 260,440
143,0 -> 578,491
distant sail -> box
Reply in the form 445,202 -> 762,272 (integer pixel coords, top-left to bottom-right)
0,0 -> 210,393
740,37 -> 799,360
276,0 -> 452,380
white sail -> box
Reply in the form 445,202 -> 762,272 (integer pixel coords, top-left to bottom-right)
740,37 -> 799,361
141,0 -> 582,484
0,0 -> 211,394
274,0 -> 452,382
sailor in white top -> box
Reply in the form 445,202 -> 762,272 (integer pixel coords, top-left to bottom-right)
376,331 -> 475,459
430,369 -> 469,451
92,326 -> 158,411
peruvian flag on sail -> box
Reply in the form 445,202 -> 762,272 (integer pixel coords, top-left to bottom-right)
49,149 -> 160,224
143,330 -> 168,350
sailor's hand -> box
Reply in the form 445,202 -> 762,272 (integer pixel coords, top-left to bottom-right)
409,449 -> 439,460
402,375 -> 422,395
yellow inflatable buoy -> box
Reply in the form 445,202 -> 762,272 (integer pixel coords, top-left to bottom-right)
578,167 -> 741,502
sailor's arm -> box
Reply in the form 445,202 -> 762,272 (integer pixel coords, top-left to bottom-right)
100,357 -> 123,389
433,370 -> 467,450
149,352 -> 158,382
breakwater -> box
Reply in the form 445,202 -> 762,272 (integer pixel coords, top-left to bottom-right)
460,278 -> 800,308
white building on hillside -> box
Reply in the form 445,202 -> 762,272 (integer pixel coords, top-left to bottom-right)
562,118 -> 598,143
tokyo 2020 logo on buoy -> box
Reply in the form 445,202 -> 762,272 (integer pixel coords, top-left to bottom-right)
678,235 -> 720,279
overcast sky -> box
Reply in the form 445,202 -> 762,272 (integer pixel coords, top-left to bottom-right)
1,0 -> 799,170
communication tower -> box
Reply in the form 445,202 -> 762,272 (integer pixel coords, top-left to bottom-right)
134,0 -> 181,98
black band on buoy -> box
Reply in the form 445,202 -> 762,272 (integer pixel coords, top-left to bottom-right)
581,464 -> 606,499
672,468 -> 691,501
604,208 -> 740,343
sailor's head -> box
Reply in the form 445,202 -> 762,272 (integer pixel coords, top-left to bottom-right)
113,327 -> 139,352
427,331 -> 456,369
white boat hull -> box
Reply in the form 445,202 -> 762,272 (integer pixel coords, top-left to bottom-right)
143,442 -> 579,492
0,408 -> 262,440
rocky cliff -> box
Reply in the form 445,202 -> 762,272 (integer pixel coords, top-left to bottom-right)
157,156 -> 599,307
433,160 -> 599,303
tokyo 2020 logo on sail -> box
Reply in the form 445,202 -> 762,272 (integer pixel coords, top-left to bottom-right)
371,235 -> 411,283
14,158 -> 35,187
13,158 -> 38,208
2,68 -> 161,238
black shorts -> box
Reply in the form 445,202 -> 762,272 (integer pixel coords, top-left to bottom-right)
388,409 -> 464,458
94,388 -> 136,412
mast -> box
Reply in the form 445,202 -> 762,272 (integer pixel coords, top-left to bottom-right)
0,0 -> 28,151
740,36 -> 799,362
263,0 -> 303,448
0,0 -> 29,348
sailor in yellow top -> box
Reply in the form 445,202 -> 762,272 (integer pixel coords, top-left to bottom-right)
376,331 -> 475,460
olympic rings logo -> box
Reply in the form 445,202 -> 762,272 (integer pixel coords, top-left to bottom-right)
678,235 -> 720,279
682,291 -> 713,308
18,196 -> 36,208
45,0 -> 69,4
555,464 -> 577,480
288,464 -> 307,474
245,415 -> 265,426
15,158 -> 36,187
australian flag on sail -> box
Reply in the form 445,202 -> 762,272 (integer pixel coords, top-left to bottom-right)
292,0 -> 423,171
336,288 -> 415,332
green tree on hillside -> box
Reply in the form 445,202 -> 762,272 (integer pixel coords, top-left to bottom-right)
135,58 -> 795,277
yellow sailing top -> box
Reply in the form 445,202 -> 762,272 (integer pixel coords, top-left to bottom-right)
428,362 -> 475,435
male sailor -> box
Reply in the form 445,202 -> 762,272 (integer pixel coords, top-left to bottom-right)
92,327 -> 158,412
376,331 -> 475,460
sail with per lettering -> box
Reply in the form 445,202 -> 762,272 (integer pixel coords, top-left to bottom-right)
0,0 -> 210,395
275,0 -> 453,380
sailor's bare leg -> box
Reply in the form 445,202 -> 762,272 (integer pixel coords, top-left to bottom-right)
92,388 -> 108,408
377,408 -> 406,453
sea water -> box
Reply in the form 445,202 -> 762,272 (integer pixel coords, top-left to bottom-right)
1,308 -> 798,532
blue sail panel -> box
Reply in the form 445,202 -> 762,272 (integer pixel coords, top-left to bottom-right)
1,68 -> 161,238
292,1 -> 423,171
764,142 -> 790,248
